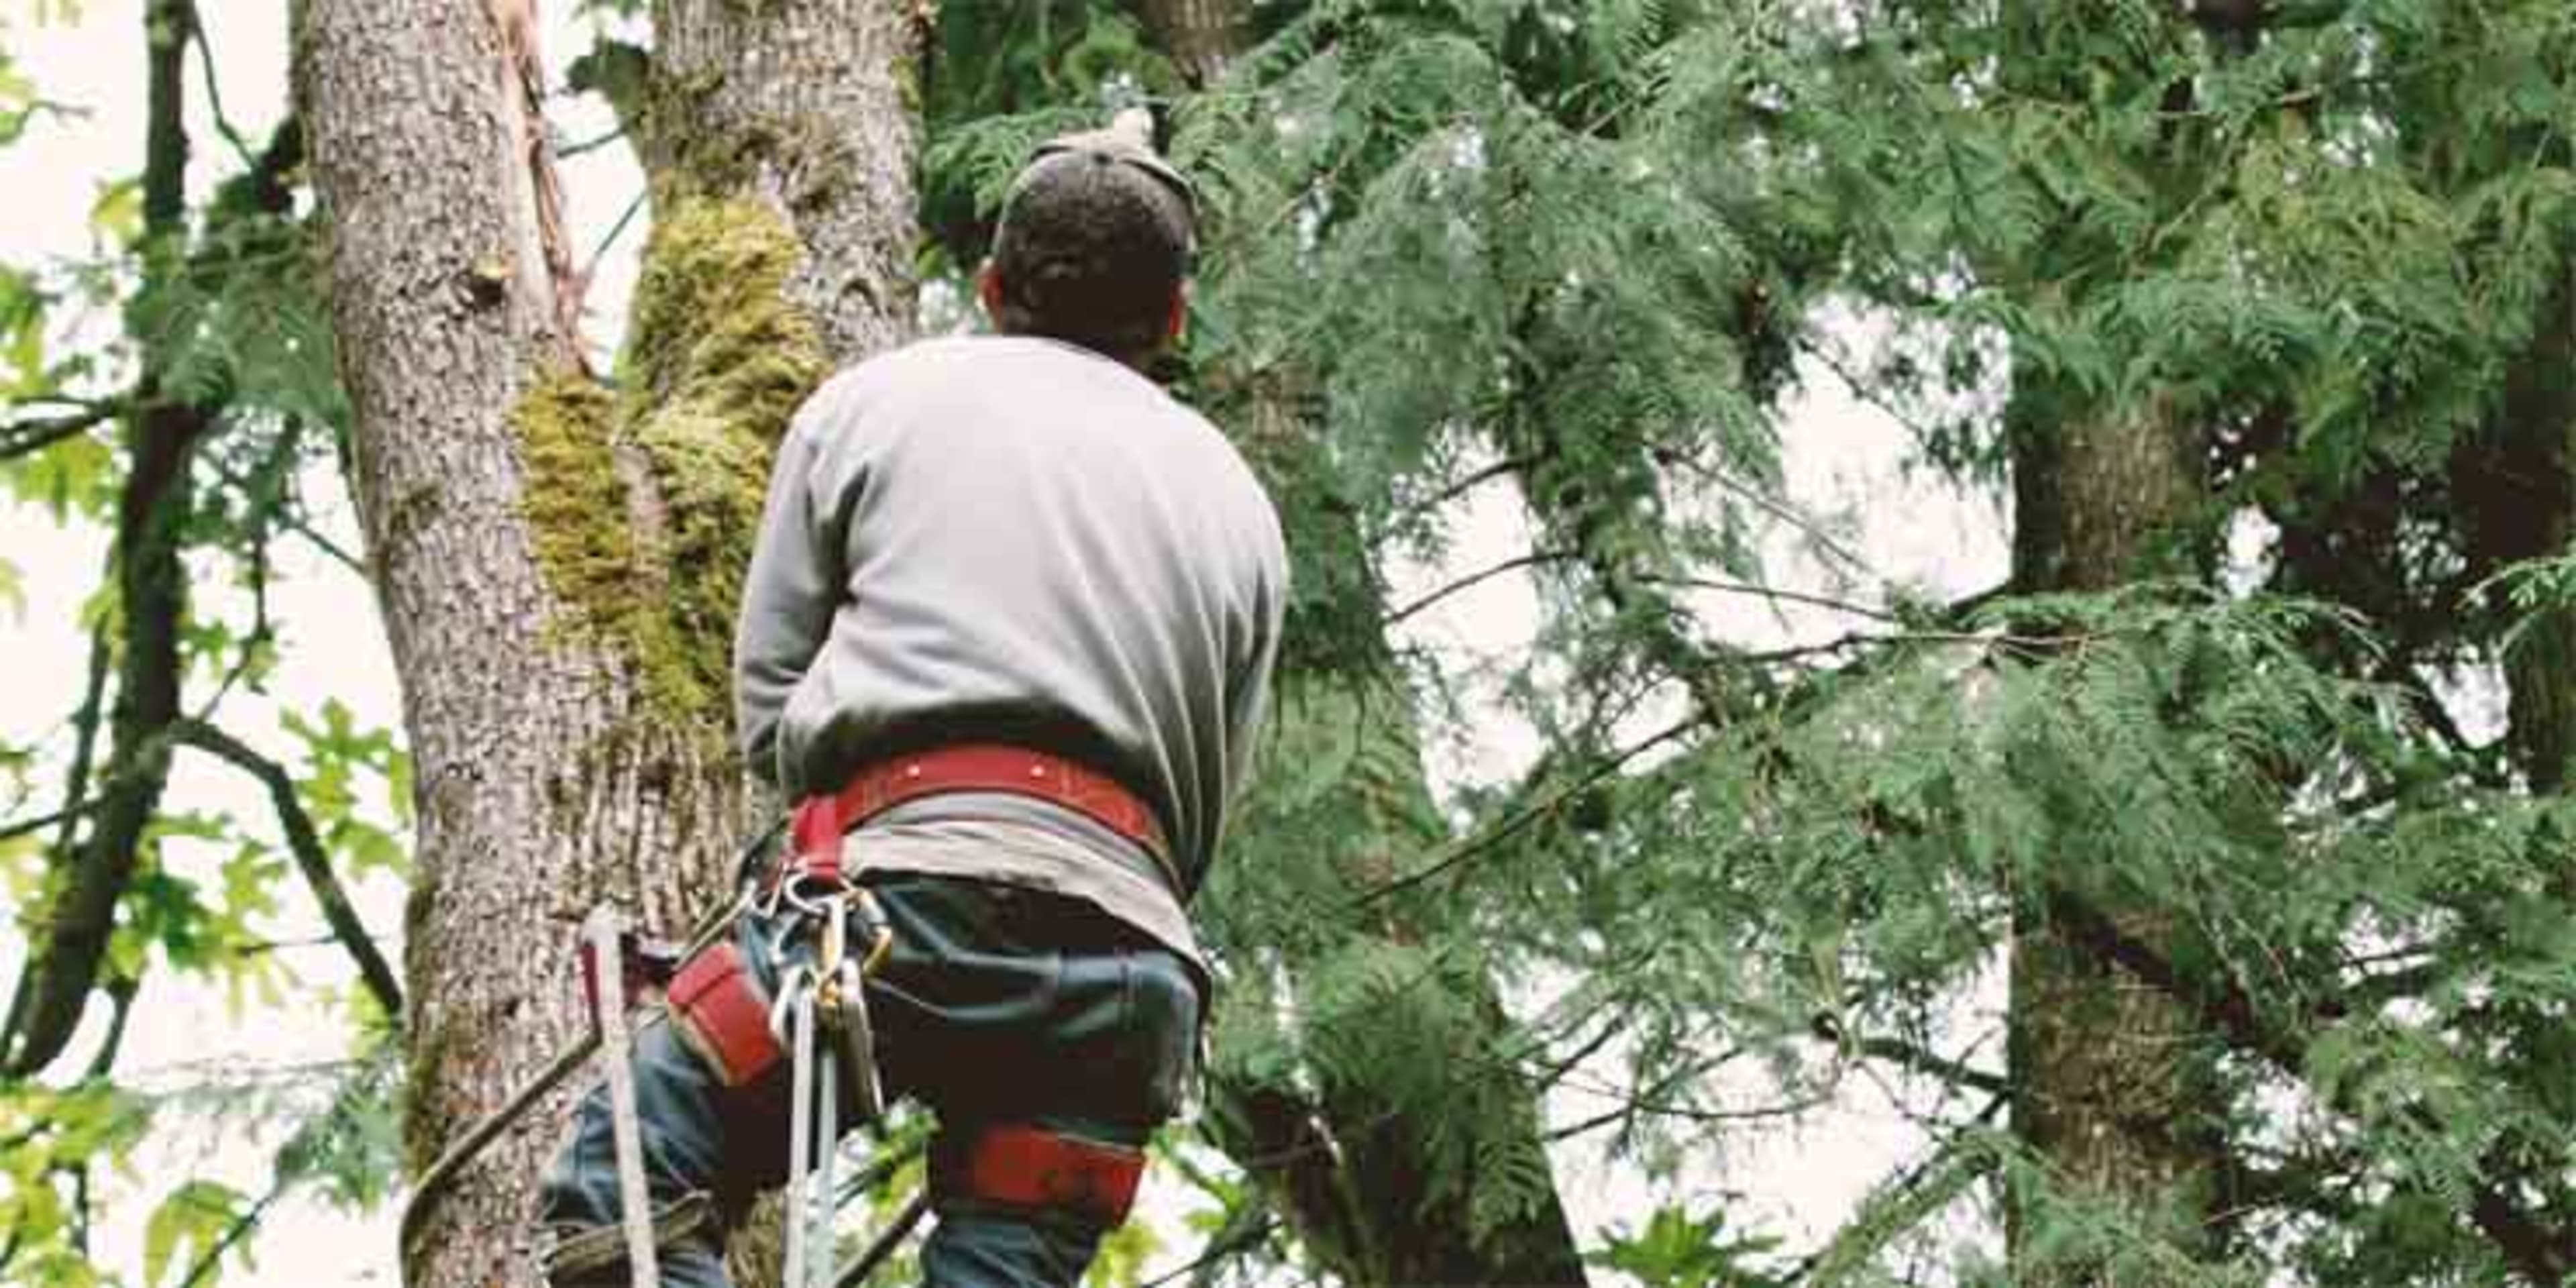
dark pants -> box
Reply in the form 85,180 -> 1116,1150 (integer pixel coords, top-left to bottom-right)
539,873 -> 1200,1287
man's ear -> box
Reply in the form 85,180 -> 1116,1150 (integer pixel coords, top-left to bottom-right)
977,262 -> 1008,325
1163,281 -> 1189,345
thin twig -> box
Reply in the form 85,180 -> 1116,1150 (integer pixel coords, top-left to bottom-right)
1397,455 -> 1536,521
187,7 -> 258,172
1635,572 -> 1907,625
586,186 -> 649,284
1667,451 -> 1877,579
0,797 -> 107,845
1140,1207 -> 1279,1288
1352,713 -> 1704,906
178,1175 -> 286,1288
559,128 -> 628,160
1383,549 -> 1574,626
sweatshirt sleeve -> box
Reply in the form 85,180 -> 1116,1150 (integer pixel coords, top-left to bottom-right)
734,392 -> 848,790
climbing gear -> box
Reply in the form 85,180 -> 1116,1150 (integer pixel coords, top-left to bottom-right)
932,1124 -> 1148,1226
542,1193 -> 717,1282
665,943 -> 784,1089
768,879 -> 896,1288
586,908 -> 663,1288
786,743 -> 1171,892
400,824 -> 773,1281
420,757 -> 1176,1288
400,886 -> 747,1256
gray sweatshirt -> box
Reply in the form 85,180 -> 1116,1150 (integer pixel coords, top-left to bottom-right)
735,335 -> 1287,967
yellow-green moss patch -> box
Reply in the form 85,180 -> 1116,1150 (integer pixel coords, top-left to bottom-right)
511,194 -> 828,732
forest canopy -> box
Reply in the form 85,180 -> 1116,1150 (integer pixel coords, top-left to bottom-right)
1,2 -> 2571,1286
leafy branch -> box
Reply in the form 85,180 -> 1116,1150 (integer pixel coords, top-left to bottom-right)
168,718 -> 402,1022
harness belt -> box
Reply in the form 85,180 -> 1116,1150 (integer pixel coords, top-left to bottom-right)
788,744 -> 1169,889
932,1124 -> 1147,1226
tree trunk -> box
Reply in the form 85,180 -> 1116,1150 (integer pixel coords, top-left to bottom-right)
2,0 -> 207,1079
300,3 -> 916,1285
1127,8 -> 1591,1283
2006,388 -> 2223,1281
1132,0 -> 1244,91
2489,268 -> 2576,796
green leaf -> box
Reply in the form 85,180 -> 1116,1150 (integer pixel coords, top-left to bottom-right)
143,1179 -> 246,1287
5,428 -> 114,520
90,176 -> 142,248
0,553 -> 23,621
1590,1201 -> 1789,1287
0,265 -> 50,394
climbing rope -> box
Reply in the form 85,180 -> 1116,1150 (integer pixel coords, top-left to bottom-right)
396,818 -> 930,1288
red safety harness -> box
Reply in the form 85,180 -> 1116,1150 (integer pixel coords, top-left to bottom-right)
786,743 -> 1171,890
663,744 -> 1157,1226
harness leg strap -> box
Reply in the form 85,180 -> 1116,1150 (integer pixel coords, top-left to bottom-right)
665,942 -> 786,1089
930,1124 -> 1148,1227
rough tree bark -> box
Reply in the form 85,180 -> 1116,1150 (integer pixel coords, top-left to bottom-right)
2005,387 -> 2222,1280
299,3 -> 917,1286
1128,7 -> 1592,1283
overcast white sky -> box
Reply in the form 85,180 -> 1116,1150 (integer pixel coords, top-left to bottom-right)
0,4 -> 2013,1285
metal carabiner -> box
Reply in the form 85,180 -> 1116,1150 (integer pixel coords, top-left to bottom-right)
768,964 -> 816,1047
828,957 -> 884,1124
782,970 -> 822,1288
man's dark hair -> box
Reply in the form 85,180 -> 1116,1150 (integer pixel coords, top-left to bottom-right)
990,147 -> 1195,362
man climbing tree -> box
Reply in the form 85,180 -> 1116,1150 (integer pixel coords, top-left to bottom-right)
536,113 -> 1287,1288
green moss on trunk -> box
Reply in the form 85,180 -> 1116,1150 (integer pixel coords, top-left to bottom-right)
511,195 -> 828,731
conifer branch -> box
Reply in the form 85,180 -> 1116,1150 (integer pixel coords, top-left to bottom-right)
2043,888 -> 2571,1284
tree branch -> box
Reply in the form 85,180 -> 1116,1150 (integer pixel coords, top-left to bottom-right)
0,405 -> 122,460
0,796 -> 108,845
1838,1028 -> 2012,1098
1383,549 -> 1574,626
0,0 -> 213,1079
170,718 -> 402,1020
1352,712 -> 1705,906
1635,573 -> 1909,625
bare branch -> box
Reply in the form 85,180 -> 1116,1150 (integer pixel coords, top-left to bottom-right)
1845,1032 -> 2011,1098
0,405 -> 121,460
170,718 -> 403,1021
1384,549 -> 1574,626
1397,454 -> 1536,521
0,796 -> 108,845
1635,572 -> 1907,625
186,5 -> 258,172
1354,713 -> 1705,906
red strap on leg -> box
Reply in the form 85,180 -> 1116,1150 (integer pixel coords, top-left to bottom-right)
665,943 -> 784,1087
932,1124 -> 1146,1225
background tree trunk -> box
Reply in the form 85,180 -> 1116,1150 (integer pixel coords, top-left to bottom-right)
0,0 -> 209,1081
301,3 -> 916,1285
2006,387 -> 2223,1280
